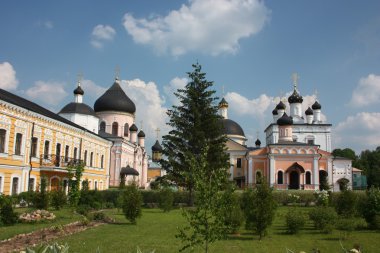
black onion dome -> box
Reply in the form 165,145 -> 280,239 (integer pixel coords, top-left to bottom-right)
220,119 -> 245,137
288,90 -> 303,104
277,112 -> 293,126
255,138 -> 261,146
152,140 -> 163,152
276,101 -> 286,110
73,86 -> 84,95
94,80 -> 136,113
305,107 -> 313,115
120,165 -> 139,176
219,98 -> 228,107
59,102 -> 96,116
312,101 -> 321,110
272,108 -> 278,115
137,130 -> 145,138
129,123 -> 138,132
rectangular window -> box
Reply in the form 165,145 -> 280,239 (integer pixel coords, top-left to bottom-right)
73,147 -> 77,160
65,145 -> 69,162
84,150 -> 87,166
237,158 -> 242,168
44,140 -> 50,159
0,176 -> 3,193
90,152 -> 93,167
31,137 -> 38,157
29,178 -> 35,191
0,129 -> 6,153
12,177 -> 19,195
15,133 -> 22,155
101,155 -> 104,169
307,139 -> 314,145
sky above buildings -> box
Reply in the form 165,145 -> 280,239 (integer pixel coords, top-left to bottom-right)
1,0 -> 380,153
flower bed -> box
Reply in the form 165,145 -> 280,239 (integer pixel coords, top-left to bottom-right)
19,210 -> 56,223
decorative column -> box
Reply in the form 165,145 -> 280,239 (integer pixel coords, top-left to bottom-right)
313,156 -> 319,190
248,158 -> 253,186
230,164 -> 234,181
269,155 -> 275,187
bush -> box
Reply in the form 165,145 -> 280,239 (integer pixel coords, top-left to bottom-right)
223,193 -> 244,234
285,209 -> 305,234
272,190 -> 315,206
76,204 -> 91,216
309,207 -> 338,233
34,177 -> 50,209
17,191 -> 36,207
335,190 -> 358,218
50,189 -> 67,210
0,195 -> 18,225
361,187 -> 380,229
122,184 -> 143,224
314,190 -> 329,206
159,188 -> 174,212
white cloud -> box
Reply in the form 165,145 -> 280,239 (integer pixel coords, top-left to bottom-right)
349,74 -> 380,107
123,0 -> 270,56
163,77 -> 187,106
334,112 -> 380,152
91,24 -> 116,48
44,21 -> 53,29
80,79 -> 106,101
0,62 -> 18,90
25,80 -> 68,106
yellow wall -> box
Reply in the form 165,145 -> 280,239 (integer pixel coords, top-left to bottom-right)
0,99 -> 111,195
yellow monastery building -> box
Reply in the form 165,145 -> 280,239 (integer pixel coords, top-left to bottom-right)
0,88 -> 112,195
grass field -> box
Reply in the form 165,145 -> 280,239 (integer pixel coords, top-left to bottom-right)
49,207 -> 380,253
0,208 -> 82,241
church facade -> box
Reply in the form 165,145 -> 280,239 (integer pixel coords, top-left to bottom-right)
223,77 -> 352,191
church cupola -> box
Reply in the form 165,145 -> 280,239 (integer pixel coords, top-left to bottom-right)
74,82 -> 84,103
255,138 -> 261,147
129,123 -> 138,143
276,101 -> 286,118
277,113 -> 293,142
218,98 -> 228,119
152,140 -> 163,162
312,100 -> 322,123
305,107 -> 314,124
288,73 -> 303,120
138,129 -> 145,147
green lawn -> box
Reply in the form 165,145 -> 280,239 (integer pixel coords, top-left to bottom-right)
0,207 -> 82,241
51,207 -> 380,253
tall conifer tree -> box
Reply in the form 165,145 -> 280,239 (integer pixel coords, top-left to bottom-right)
160,62 -> 229,205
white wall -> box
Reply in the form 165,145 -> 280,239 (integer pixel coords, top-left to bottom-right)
332,159 -> 352,192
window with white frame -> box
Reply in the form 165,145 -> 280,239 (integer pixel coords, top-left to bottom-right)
0,129 -> 6,153
11,177 -> 19,195
31,137 -> 38,157
15,133 -> 22,155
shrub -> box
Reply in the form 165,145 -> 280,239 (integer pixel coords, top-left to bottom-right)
26,242 -> 70,253
335,190 -> 358,218
76,204 -> 91,216
17,191 -> 36,207
309,207 -> 338,233
223,193 -> 244,234
34,177 -> 50,209
50,189 -> 67,210
314,190 -> 329,207
0,195 -> 18,225
159,188 -> 174,212
285,209 -> 305,234
361,187 -> 380,229
122,184 -> 143,224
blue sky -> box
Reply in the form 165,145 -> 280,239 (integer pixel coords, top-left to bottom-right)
1,0 -> 380,153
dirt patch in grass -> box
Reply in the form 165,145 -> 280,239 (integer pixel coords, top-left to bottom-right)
0,221 -> 105,253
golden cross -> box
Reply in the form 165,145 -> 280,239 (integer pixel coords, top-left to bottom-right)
77,73 -> 83,86
292,73 -> 299,90
115,66 -> 120,80
155,128 -> 160,139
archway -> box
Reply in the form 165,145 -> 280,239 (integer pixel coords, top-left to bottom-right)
319,170 -> 329,190
289,171 -> 299,189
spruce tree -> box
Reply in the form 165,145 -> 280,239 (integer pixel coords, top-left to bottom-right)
160,62 -> 229,206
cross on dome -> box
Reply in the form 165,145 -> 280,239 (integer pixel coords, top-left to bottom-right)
292,73 -> 299,90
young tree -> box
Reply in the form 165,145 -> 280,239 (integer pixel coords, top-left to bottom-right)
242,180 -> 277,240
67,162 -> 84,207
122,183 -> 143,224
177,147 -> 232,253
160,62 -> 229,206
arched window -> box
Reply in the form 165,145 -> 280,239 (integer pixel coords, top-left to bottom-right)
112,122 -> 118,136
305,171 -> 311,185
277,171 -> 283,184
124,123 -> 129,137
256,171 -> 262,184
99,122 -> 106,132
